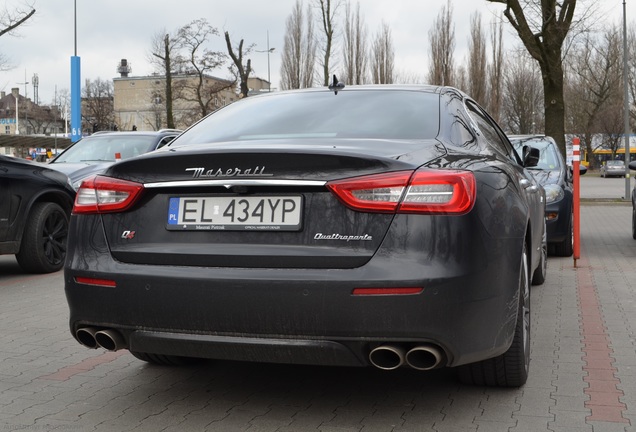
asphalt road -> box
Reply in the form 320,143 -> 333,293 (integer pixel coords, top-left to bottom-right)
579,172 -> 634,200
1,174 -> 635,432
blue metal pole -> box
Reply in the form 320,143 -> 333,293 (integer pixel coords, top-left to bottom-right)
70,56 -> 81,142
70,0 -> 81,142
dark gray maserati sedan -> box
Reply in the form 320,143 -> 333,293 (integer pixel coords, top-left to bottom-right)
64,84 -> 546,387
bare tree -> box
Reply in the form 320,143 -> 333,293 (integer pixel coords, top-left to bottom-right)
454,65 -> 468,93
596,102 -> 625,159
427,0 -> 455,86
486,0 -> 591,157
370,22 -> 394,84
626,24 -> 636,128
487,17 -> 505,122
467,12 -> 487,104
82,78 -> 114,132
22,100 -> 63,136
280,0 -> 316,90
566,25 -> 622,169
175,19 -> 232,122
394,69 -> 423,84
314,0 -> 342,86
148,30 -> 182,128
342,1 -> 368,85
0,1 -> 36,70
501,50 -> 543,134
225,31 -> 253,98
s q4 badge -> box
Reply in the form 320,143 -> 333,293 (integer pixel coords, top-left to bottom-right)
121,230 -> 136,239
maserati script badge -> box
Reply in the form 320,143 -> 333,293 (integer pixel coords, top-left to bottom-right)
185,166 -> 273,178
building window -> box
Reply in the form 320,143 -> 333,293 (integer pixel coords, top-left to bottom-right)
5,126 -> 10,134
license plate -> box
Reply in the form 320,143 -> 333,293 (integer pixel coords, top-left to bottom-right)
167,196 -> 303,231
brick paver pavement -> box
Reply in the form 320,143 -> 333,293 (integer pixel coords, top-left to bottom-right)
0,199 -> 635,431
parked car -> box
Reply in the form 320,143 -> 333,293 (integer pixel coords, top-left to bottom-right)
509,135 -> 587,257
0,155 -> 75,273
48,130 -> 181,189
64,85 -> 546,387
600,159 -> 626,178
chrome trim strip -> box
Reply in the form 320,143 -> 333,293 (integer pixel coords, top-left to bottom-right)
144,179 -> 327,188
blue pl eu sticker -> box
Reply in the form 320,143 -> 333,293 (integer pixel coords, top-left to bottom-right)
168,197 -> 180,225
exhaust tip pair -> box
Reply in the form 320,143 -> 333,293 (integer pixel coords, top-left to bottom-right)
369,344 -> 444,370
76,327 -> 127,351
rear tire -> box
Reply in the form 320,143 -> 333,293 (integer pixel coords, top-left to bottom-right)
16,202 -> 69,273
457,240 -> 530,387
130,351 -> 201,366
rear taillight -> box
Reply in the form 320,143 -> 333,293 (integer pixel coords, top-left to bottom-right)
327,169 -> 476,215
73,175 -> 144,215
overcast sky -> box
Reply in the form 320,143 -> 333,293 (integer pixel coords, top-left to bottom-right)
0,0 -> 627,105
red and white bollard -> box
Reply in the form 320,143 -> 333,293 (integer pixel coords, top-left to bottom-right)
572,137 -> 581,267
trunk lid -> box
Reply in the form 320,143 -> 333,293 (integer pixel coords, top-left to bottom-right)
99,139 -> 445,268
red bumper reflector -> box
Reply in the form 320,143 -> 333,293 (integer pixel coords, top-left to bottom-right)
75,277 -> 117,287
352,287 -> 423,296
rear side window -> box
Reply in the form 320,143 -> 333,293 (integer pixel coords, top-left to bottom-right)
465,101 -> 517,162
172,90 -> 441,145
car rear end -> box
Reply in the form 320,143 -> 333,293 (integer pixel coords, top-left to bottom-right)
64,88 -> 525,372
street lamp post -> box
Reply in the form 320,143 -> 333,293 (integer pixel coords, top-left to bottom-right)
623,0 -> 631,200
256,31 -> 275,92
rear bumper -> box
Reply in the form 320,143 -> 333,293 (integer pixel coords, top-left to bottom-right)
65,242 -> 522,369
545,196 -> 571,244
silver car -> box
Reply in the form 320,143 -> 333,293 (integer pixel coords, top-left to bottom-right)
600,160 -> 625,178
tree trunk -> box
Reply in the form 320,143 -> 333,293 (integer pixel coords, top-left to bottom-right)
541,63 -> 566,157
164,34 -> 175,129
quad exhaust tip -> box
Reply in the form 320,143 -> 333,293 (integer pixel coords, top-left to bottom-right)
369,345 -> 406,370
76,327 -> 127,351
369,344 -> 445,370
405,345 -> 444,370
76,327 -> 99,349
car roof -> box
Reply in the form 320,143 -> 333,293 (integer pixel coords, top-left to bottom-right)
88,129 -> 181,137
246,84 -> 462,99
507,134 -> 549,140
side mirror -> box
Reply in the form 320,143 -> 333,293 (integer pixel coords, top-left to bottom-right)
629,161 -> 636,171
523,145 -> 540,168
579,165 -> 587,176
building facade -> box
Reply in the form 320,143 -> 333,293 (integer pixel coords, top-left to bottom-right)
113,71 -> 239,131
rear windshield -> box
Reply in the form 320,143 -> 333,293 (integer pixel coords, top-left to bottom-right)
52,135 -> 156,163
171,89 -> 440,145
606,160 -> 624,166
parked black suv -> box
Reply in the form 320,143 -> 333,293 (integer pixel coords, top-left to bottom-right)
48,129 -> 181,190
0,156 -> 75,273
509,135 -> 587,256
